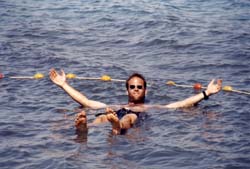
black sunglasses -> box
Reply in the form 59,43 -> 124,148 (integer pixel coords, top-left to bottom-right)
129,85 -> 143,90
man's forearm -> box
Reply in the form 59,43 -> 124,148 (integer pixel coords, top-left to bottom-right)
61,82 -> 90,107
165,90 -> 209,109
61,83 -> 107,109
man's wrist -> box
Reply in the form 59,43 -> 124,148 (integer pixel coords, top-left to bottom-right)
61,82 -> 67,88
202,90 -> 209,100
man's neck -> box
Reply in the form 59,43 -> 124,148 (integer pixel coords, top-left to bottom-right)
128,101 -> 144,106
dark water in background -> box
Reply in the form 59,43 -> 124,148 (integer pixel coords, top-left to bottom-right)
1,0 -> 250,168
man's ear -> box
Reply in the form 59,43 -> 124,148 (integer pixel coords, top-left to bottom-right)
145,89 -> 148,95
126,90 -> 129,95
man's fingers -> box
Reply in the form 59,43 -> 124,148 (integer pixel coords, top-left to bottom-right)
208,79 -> 215,86
217,79 -> 222,85
60,69 -> 64,76
217,79 -> 222,90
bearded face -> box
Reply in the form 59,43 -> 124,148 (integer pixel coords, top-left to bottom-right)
127,77 -> 147,104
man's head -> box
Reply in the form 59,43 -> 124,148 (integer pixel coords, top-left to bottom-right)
126,73 -> 147,104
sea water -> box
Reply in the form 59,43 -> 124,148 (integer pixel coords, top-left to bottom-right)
0,0 -> 250,168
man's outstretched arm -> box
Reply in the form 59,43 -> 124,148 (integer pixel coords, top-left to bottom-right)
165,79 -> 222,109
49,68 -> 107,109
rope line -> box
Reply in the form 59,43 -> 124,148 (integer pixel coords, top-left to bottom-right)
0,73 -> 249,95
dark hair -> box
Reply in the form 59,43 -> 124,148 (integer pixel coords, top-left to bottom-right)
126,73 -> 147,90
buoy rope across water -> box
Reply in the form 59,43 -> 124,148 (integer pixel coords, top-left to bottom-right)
222,86 -> 250,95
0,72 -> 249,95
166,80 -> 250,95
0,73 -> 45,79
66,73 -> 125,82
166,81 -> 206,90
0,73 -> 125,82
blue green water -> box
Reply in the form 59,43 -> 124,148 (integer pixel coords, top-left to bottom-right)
1,0 -> 250,168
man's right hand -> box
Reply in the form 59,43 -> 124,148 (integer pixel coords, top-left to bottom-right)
49,68 -> 66,87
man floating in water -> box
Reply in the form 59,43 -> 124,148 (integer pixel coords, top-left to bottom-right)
49,68 -> 222,135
